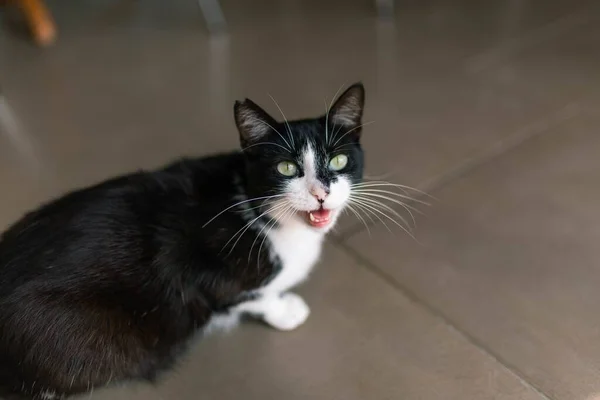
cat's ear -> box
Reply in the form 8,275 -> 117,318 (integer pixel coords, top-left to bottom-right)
329,83 -> 365,130
234,99 -> 277,144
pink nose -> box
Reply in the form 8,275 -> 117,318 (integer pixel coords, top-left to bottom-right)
310,186 -> 329,202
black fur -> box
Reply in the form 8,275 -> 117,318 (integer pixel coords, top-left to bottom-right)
0,84 -> 365,399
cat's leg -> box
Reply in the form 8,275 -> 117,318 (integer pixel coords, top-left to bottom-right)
234,293 -> 310,331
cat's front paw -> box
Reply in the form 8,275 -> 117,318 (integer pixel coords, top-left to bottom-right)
263,293 -> 310,331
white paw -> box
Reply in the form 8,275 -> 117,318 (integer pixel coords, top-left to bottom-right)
263,293 -> 310,331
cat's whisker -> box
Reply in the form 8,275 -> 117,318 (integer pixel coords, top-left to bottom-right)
268,94 -> 295,148
351,190 -> 424,216
351,183 -> 412,192
351,194 -> 413,230
242,142 -> 291,153
352,193 -> 416,226
203,194 -> 286,227
352,186 -> 410,197
356,193 -> 419,228
226,203 -> 285,254
249,217 -> 277,264
325,83 -> 347,146
352,200 -> 414,239
255,219 -> 277,271
348,202 -> 377,226
256,204 -> 296,271
355,198 -> 416,235
345,203 -> 371,237
246,117 -> 292,151
236,199 -> 277,213
349,200 -> 393,234
331,143 -> 360,152
329,122 -> 346,147
349,197 -> 416,239
356,183 -> 411,196
221,202 -> 288,255
248,202 -> 290,263
352,186 -> 433,204
352,181 -> 436,200
324,99 -> 330,146
331,121 -> 375,147
223,210 -> 281,257
350,188 -> 422,211
353,188 -> 428,206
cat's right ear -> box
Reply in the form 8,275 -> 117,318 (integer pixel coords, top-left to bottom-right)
234,99 -> 277,145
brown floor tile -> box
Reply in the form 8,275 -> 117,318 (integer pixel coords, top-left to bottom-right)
76,244 -> 545,400
345,115 -> 600,399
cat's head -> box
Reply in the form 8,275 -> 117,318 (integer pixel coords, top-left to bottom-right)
234,83 -> 365,233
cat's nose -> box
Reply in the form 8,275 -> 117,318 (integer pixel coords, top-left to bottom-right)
310,185 -> 330,203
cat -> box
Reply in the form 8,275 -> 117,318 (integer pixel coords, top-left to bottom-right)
0,83 -> 366,399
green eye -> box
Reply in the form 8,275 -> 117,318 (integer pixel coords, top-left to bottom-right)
277,161 -> 298,177
329,154 -> 348,171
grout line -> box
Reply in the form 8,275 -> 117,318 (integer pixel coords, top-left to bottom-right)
416,102 -> 581,195
333,239 -> 555,400
330,99 -> 585,399
337,102 -> 582,241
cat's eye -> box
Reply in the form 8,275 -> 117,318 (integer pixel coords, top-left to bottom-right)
329,154 -> 348,171
277,161 -> 298,177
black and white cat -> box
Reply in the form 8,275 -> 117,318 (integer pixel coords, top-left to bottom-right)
0,84 -> 366,399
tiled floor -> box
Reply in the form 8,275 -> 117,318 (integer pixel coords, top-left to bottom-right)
1,1 -> 600,399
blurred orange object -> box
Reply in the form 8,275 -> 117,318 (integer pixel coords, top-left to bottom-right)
6,0 -> 57,46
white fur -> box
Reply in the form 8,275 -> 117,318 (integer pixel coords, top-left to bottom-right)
203,312 -> 241,335
285,145 -> 352,227
207,144 -> 351,332
39,390 -> 58,400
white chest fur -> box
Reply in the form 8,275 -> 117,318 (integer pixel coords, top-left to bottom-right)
261,219 -> 324,296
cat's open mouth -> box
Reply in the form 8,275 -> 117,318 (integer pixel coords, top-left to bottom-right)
305,208 -> 332,228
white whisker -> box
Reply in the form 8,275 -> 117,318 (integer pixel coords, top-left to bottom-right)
325,83 -> 346,146
242,142 -> 291,153
353,193 -> 419,227
256,205 -> 296,271
268,94 -> 295,148
221,202 -> 288,255
331,121 -> 375,147
349,197 -> 416,239
330,143 -> 360,152
235,200 -> 277,213
356,183 -> 411,196
329,121 -> 346,148
324,99 -> 330,146
248,202 -> 290,263
203,194 -> 286,227
350,200 -> 393,234
353,188 -> 428,206
345,203 -> 371,237
352,181 -> 435,200
246,117 -> 292,150
351,194 -> 413,230
351,190 -> 424,216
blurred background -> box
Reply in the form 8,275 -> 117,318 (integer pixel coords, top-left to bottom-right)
1,1 -> 600,399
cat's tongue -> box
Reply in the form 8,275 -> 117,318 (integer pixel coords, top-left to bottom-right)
307,208 -> 332,228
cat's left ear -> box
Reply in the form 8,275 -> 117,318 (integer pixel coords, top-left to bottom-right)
329,83 -> 365,133
234,98 -> 278,145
